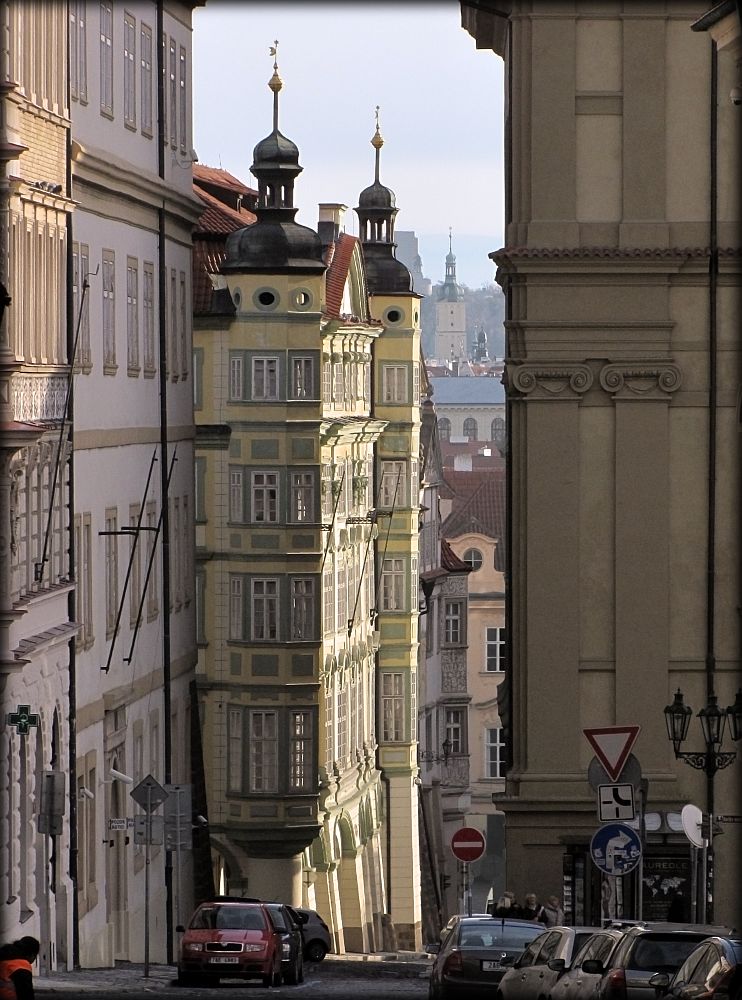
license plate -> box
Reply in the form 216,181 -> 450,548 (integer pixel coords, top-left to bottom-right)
482,960 -> 503,971
209,956 -> 239,964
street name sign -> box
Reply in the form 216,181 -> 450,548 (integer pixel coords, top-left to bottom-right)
590,822 -> 642,877
584,726 -> 640,782
451,826 -> 486,863
598,784 -> 635,823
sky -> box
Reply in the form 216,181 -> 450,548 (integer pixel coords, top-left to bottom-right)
192,2 -> 505,290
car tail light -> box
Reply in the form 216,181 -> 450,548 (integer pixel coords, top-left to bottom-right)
443,950 -> 464,976
601,968 -> 627,1000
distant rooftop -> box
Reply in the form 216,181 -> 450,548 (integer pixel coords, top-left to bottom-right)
429,376 -> 505,406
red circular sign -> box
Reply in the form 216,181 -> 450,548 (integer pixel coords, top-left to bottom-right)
450,826 -> 486,863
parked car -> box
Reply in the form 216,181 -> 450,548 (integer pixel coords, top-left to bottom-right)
592,925 -> 726,1000
428,916 -> 545,999
550,928 -> 626,1000
176,898 -> 283,987
497,926 -> 602,1000
291,906 -> 333,962
649,936 -> 742,1000
264,902 -> 304,984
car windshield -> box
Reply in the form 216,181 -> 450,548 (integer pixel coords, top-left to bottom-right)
632,936 -> 708,971
190,905 -> 266,931
266,906 -> 289,931
459,921 -> 543,950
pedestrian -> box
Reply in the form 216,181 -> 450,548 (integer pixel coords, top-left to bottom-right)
0,936 -> 39,1000
521,893 -> 545,922
493,890 -> 519,917
541,895 -> 565,927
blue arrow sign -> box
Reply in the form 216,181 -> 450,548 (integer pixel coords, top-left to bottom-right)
590,822 -> 642,876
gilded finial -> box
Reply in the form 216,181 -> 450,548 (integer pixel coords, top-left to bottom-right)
372,105 -> 384,182
268,40 -> 282,130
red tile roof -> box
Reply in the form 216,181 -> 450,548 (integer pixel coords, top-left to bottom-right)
442,470 -> 506,541
194,185 -> 256,235
441,538 -> 471,572
192,241 -> 229,315
193,163 -> 257,198
324,233 -> 358,319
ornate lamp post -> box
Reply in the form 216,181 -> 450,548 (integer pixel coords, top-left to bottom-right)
418,737 -> 453,765
663,688 -> 742,921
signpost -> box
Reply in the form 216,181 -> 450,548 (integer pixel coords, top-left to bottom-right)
131,775 -> 167,977
450,827 -> 486,916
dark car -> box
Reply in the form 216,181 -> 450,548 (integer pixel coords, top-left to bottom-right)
649,936 -> 742,1000
497,926 -> 602,1000
292,906 -> 333,962
428,916 -> 545,1000
593,925 -> 727,1000
176,899 -> 283,987
550,928 -> 626,1000
264,902 -> 304,984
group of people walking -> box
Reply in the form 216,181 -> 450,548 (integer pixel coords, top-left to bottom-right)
491,891 -> 566,928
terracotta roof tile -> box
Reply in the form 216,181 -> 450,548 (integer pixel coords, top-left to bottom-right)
442,470 -> 506,542
193,163 -> 257,198
192,241 -> 229,315
194,186 -> 256,235
324,233 -> 359,320
441,538 -> 471,572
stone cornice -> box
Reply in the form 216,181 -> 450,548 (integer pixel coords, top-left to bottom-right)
599,362 -> 683,399
510,364 -> 593,400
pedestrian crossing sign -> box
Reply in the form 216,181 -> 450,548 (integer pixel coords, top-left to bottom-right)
598,783 -> 635,822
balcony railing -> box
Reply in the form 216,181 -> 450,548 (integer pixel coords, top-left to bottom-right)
12,373 -> 68,423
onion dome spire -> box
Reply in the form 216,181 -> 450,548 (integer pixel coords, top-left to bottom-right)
438,226 -> 463,302
223,42 -> 324,273
355,107 -> 412,294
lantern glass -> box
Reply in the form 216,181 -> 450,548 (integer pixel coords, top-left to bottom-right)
727,690 -> 742,743
698,695 -> 726,748
442,737 -> 453,762
664,689 -> 692,747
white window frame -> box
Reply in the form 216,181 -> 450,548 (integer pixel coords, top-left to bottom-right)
446,708 -> 465,755
486,626 -> 507,672
99,1 -> 113,115
252,357 -> 279,400
70,1 -> 88,102
140,22 -> 153,135
382,365 -> 407,403
249,710 -> 278,793
289,711 -> 312,791
291,356 -> 313,399
229,354 -> 244,400
251,578 -> 278,641
379,461 -> 406,508
290,578 -> 314,641
381,557 -> 405,612
102,249 -> 116,370
291,471 -> 313,523
178,45 -> 187,151
168,36 -> 177,146
143,261 -> 155,374
485,726 -> 505,779
444,599 -> 464,645
104,507 -> 118,637
229,469 -> 243,523
251,471 -> 278,524
227,707 -> 243,793
126,256 -> 139,373
229,576 -> 243,641
123,11 -> 136,127
381,672 -> 405,742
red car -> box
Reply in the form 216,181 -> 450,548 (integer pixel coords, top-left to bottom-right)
176,899 -> 283,987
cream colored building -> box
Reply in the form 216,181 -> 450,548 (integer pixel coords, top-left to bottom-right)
1,2 -> 75,970
193,72 -> 424,951
462,0 -> 742,928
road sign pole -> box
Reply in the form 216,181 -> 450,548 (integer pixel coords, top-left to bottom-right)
144,782 -> 151,978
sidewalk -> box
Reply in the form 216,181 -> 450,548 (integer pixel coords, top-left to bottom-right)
36,952 -> 433,993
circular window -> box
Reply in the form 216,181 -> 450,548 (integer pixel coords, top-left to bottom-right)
384,306 -> 405,326
463,548 -> 483,571
232,288 -> 242,308
253,287 -> 279,310
291,288 -> 313,310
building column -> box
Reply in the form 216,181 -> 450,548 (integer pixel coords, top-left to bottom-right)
246,853 -> 303,906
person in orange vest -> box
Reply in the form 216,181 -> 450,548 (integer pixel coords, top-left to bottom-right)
0,937 -> 39,1000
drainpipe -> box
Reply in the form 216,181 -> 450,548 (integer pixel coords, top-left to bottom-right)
704,41 -> 718,920
156,0 -> 174,961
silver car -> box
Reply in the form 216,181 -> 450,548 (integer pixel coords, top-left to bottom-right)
550,928 -> 625,1000
498,926 -> 602,1000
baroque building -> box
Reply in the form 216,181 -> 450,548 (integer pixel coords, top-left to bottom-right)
1,1 -> 75,970
462,0 -> 741,928
193,63 -> 424,951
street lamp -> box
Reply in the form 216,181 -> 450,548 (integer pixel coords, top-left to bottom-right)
418,737 -> 453,765
663,688 -> 742,774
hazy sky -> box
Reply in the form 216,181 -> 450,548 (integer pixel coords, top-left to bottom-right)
192,2 -> 505,289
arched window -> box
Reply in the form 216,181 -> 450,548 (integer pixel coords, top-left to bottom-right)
491,416 -> 505,442
463,417 -> 478,441
439,417 -> 451,442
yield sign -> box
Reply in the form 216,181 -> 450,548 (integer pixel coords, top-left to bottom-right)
583,726 -> 640,782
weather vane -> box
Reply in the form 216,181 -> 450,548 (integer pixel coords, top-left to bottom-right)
270,40 -> 279,67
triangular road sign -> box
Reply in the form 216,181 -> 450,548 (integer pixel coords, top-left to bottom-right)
584,726 -> 640,782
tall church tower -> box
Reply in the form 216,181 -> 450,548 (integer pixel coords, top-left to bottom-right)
434,230 -> 467,362
356,111 -> 424,950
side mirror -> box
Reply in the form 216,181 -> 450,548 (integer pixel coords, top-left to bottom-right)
581,959 -> 604,974
649,972 -> 670,993
548,958 -> 566,972
425,942 -> 441,955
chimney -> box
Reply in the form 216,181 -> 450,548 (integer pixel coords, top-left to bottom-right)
453,453 -> 473,471
318,203 -> 347,248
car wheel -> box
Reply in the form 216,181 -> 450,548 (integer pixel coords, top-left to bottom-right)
305,940 -> 327,962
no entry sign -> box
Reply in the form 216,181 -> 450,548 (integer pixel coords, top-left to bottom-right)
450,826 -> 486,863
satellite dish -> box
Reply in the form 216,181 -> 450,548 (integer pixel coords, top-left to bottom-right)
681,803 -> 704,848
